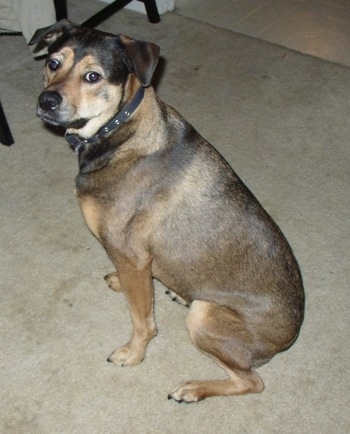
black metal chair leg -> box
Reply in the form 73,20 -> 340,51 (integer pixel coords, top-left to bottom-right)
82,0 -> 130,28
142,0 -> 160,23
54,0 -> 67,20
0,101 -> 14,146
82,0 -> 160,28
53,0 -> 160,28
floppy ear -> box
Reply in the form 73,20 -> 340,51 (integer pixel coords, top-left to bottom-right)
120,35 -> 160,87
29,19 -> 77,48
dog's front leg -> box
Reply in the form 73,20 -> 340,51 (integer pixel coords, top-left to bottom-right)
107,256 -> 157,367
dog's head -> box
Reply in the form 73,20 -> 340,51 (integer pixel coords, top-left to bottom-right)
30,20 -> 159,138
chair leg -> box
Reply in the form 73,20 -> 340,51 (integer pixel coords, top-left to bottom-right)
81,0 -> 161,28
142,0 -> 160,23
82,0 -> 133,28
54,0 -> 67,20
0,102 -> 14,146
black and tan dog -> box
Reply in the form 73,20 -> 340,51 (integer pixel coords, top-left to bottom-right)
30,20 -> 304,403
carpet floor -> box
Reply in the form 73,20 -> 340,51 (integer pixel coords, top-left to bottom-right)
0,1 -> 349,432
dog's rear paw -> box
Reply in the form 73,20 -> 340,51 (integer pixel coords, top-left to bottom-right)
104,272 -> 123,292
165,289 -> 189,306
168,382 -> 204,403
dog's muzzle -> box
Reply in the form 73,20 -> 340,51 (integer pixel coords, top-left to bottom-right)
36,91 -> 87,129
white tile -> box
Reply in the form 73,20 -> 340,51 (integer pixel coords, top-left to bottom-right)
176,0 -> 350,66
237,2 -> 279,37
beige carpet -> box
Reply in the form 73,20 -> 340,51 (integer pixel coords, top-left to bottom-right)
0,1 -> 349,432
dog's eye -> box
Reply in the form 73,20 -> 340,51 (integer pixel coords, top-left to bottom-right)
85,72 -> 101,83
47,59 -> 60,71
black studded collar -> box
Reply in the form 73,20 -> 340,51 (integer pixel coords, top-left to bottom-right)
64,86 -> 145,153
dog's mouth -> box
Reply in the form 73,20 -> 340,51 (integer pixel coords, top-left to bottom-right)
37,110 -> 62,126
37,108 -> 89,130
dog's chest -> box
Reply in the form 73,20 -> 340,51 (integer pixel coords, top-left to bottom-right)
75,162 -> 162,250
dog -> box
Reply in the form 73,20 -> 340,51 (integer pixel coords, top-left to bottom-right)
30,20 -> 304,403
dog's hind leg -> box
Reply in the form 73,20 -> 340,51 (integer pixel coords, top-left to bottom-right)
168,300 -> 265,403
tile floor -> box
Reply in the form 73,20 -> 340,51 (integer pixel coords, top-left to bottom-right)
175,0 -> 350,67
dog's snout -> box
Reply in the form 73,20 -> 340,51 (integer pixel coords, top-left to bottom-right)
38,91 -> 62,112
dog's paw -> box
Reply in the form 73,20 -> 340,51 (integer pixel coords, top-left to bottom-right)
107,343 -> 145,367
165,289 -> 189,306
168,381 -> 204,403
104,272 -> 123,292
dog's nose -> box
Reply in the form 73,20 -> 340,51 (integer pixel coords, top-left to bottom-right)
38,91 -> 62,111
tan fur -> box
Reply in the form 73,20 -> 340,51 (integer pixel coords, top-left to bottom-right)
107,254 -> 157,366
171,300 -> 265,401
78,196 -> 102,241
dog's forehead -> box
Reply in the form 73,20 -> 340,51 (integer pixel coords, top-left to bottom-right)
49,29 -> 128,71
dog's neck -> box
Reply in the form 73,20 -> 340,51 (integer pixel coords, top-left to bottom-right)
64,86 -> 145,154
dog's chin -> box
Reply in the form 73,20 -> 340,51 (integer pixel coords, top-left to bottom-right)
38,112 -> 89,130
37,113 -> 62,127
64,118 -> 89,130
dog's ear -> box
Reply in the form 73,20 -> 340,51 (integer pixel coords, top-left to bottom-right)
29,19 -> 77,48
120,35 -> 160,88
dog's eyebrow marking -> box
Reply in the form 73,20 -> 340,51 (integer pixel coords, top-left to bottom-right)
84,62 -> 101,69
76,55 -> 104,75
51,47 -> 75,62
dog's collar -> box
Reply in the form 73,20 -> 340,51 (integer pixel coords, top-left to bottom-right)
64,86 -> 145,153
